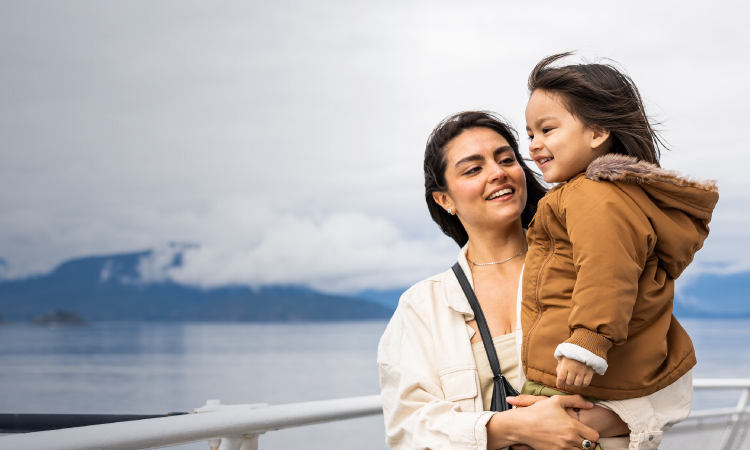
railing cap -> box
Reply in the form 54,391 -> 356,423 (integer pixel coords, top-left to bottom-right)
693,379 -> 750,389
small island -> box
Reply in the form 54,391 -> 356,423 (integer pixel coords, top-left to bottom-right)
32,310 -> 86,326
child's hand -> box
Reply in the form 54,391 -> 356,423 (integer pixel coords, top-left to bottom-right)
556,356 -> 594,389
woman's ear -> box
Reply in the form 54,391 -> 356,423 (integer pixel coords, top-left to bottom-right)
590,127 -> 611,151
432,191 -> 455,214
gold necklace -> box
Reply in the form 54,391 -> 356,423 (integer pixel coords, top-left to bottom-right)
466,247 -> 528,266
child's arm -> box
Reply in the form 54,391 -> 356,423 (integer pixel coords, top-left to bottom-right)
558,180 -> 652,376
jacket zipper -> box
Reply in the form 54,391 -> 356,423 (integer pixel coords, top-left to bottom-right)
522,197 -> 556,369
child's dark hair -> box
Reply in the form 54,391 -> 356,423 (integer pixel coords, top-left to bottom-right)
528,52 -> 665,166
424,111 -> 548,247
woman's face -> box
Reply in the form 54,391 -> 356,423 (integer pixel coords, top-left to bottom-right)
433,127 -> 527,233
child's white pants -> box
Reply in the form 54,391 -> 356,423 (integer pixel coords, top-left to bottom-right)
597,370 -> 693,450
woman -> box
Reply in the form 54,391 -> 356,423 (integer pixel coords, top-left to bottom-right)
378,111 -> 628,450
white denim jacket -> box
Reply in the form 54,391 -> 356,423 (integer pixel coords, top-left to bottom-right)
377,246 -> 524,450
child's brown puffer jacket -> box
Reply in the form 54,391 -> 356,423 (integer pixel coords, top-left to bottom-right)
522,154 -> 719,400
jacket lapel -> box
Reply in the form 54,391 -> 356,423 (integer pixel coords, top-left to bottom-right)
441,245 -> 475,319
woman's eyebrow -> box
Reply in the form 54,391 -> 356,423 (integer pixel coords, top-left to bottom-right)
494,145 -> 513,157
454,154 -> 484,168
454,145 -> 514,168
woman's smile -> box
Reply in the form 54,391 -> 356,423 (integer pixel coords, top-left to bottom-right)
486,184 -> 515,201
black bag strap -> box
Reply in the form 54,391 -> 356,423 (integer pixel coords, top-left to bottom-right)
452,262 -> 503,379
452,262 -> 518,411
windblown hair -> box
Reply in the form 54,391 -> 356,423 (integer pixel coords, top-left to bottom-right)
528,52 -> 665,166
424,111 -> 548,247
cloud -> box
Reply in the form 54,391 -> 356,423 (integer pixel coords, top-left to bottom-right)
137,210 -> 455,292
0,0 -> 748,290
0,193 -> 457,292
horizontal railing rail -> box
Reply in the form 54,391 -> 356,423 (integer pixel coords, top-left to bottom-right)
692,379 -> 750,389
0,413 -> 189,433
3,379 -> 750,450
1,395 -> 383,450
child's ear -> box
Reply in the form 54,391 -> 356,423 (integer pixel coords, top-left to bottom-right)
591,127 -> 611,150
432,191 -> 455,215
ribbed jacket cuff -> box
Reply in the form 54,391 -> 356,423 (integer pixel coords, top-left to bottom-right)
557,328 -> 613,375
565,328 -> 612,359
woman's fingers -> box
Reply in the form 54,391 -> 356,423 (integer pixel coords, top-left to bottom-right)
549,396 -> 600,447
553,394 -> 595,410
508,395 -> 600,450
506,394 -> 549,407
576,423 -> 600,446
550,419 -> 599,450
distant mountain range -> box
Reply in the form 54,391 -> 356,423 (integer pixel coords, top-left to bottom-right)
0,250 -> 394,322
0,249 -> 746,322
358,271 -> 750,318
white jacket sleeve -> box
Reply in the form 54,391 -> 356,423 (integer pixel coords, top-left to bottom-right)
377,289 -> 496,450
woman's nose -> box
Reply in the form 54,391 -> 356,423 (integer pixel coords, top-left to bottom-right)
488,161 -> 507,182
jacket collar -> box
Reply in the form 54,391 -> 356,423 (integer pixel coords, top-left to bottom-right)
586,154 -> 717,192
441,244 -> 475,318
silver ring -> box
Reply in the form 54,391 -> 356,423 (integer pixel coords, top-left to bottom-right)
582,439 -> 592,449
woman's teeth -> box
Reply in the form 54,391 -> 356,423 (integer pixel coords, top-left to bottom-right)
487,188 -> 513,200
539,157 -> 553,164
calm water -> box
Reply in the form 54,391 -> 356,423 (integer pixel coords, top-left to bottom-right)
0,319 -> 748,449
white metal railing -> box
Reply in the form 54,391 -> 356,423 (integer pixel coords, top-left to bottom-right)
1,395 -> 382,450
661,379 -> 750,450
2,379 -> 749,450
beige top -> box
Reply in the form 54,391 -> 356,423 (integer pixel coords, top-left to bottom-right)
472,332 -> 520,411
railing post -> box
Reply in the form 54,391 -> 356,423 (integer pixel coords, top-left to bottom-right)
217,436 -> 243,450
196,399 -> 269,450
720,387 -> 749,450
239,434 -> 260,450
736,388 -> 750,412
203,400 -> 223,450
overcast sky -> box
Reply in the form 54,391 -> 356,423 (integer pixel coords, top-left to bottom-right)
1,0 -> 747,292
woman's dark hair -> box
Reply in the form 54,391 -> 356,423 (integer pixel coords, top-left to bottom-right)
528,52 -> 665,166
424,111 -> 547,247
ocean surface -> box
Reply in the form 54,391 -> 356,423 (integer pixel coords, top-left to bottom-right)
1,319 -> 749,449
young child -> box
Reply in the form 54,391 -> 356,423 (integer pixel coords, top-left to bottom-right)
520,53 -> 719,450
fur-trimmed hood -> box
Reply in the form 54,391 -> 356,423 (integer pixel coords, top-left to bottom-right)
586,154 -> 718,193
585,153 -> 719,279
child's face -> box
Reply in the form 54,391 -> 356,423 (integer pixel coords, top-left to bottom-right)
434,127 -> 527,234
525,89 -> 610,183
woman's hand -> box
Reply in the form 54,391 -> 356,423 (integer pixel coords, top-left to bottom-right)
506,394 -> 552,408
508,394 -> 629,440
504,394 -> 553,450
487,395 -> 599,450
